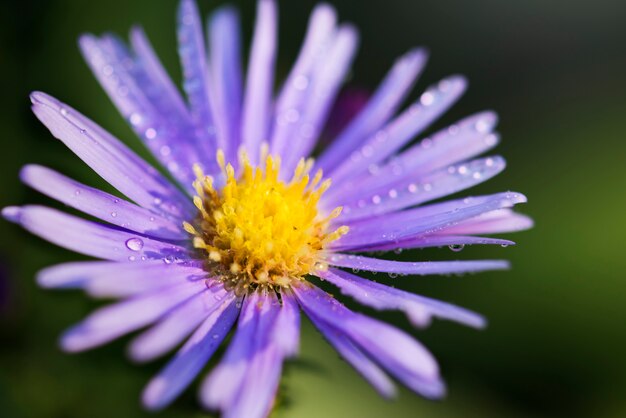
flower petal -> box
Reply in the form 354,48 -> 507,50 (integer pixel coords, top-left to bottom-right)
305,307 -> 397,398
208,6 -> 244,162
20,165 -> 186,240
142,297 -> 240,410
331,157 -> 508,222
281,24 -> 359,174
269,3 -> 337,157
274,289 -> 301,358
177,0 -> 219,173
200,293 -> 261,410
325,111 -> 499,199
241,0 -> 278,165
220,292 -> 284,418
36,260 -> 205,297
328,75 -> 467,183
3,206 -> 189,262
60,280 -> 205,352
29,92 -> 193,219
318,268 -> 486,328
129,284 -> 232,363
324,255 -> 509,277
293,282 -> 445,398
441,208 -> 534,235
316,48 -> 428,172
354,234 -> 515,252
333,191 -> 526,248
79,34 -> 201,186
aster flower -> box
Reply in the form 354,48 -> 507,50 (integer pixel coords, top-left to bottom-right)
4,0 -> 532,416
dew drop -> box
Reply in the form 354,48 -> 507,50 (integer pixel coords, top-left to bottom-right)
128,255 -> 136,261
449,244 -> 465,252
125,238 -> 144,252
111,212 -> 117,218
388,272 -> 398,278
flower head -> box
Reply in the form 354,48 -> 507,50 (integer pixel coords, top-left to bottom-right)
4,0 -> 531,416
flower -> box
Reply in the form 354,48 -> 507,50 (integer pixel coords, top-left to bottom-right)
4,0 -> 532,416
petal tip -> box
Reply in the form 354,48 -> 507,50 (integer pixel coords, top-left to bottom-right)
2,206 -> 22,223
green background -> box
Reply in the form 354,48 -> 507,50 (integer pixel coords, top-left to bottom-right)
1,0 -> 626,417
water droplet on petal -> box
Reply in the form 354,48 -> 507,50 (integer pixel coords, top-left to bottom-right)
125,238 -> 144,252
449,244 -> 465,252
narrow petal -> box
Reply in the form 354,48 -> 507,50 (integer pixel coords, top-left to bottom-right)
129,285 -> 233,362
200,293 -> 260,410
316,48 -> 428,172
331,156 -> 508,222
270,3 -> 337,157
274,290 -> 300,358
281,24 -> 360,174
355,234 -> 515,252
177,0 -> 220,174
79,34 -> 201,186
36,260 -> 205,297
208,6 -> 244,162
3,206 -> 189,262
325,111 -> 499,200
142,297 -> 240,411
333,191 -> 526,248
328,75 -> 467,183
241,0 -> 278,165
323,255 -> 509,277
441,209 -> 534,235
293,283 -> 445,398
306,307 -> 397,398
30,92 -> 193,219
60,280 -> 204,352
318,268 -> 486,328
221,292 -> 283,418
20,165 -> 186,240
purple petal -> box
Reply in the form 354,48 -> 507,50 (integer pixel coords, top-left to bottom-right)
241,0 -> 277,165
326,111 -> 499,199
316,48 -> 428,172
274,290 -> 301,358
318,268 -> 486,328
293,282 -> 445,398
177,0 -> 219,173
36,260 -> 205,297
3,206 -> 189,262
142,297 -> 240,411
208,6 -> 244,162
129,285 -> 233,362
270,3 -> 337,157
328,76 -> 467,183
220,292 -> 283,418
330,157 -> 508,222
200,293 -> 261,410
20,165 -> 186,240
305,307 -> 397,398
323,254 -> 509,277
332,191 -> 526,248
281,24 -> 360,174
79,34 -> 201,186
29,92 -> 193,219
60,280 -> 205,352
442,208 -> 534,235
355,234 -> 515,252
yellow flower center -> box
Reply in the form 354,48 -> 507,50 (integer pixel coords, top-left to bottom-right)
183,148 -> 348,295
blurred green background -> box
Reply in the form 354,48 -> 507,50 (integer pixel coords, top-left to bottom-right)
1,0 -> 626,417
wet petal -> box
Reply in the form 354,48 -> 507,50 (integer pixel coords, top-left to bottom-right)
318,268 -> 486,328
142,297 -> 240,410
2,206 -> 189,262
20,165 -> 185,240
316,48 -> 428,172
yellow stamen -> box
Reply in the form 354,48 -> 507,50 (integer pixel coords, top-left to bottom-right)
184,150 -> 348,294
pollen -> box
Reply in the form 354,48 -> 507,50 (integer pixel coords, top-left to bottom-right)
184,149 -> 348,295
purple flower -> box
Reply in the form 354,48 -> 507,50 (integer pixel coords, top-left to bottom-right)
4,0 -> 532,416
